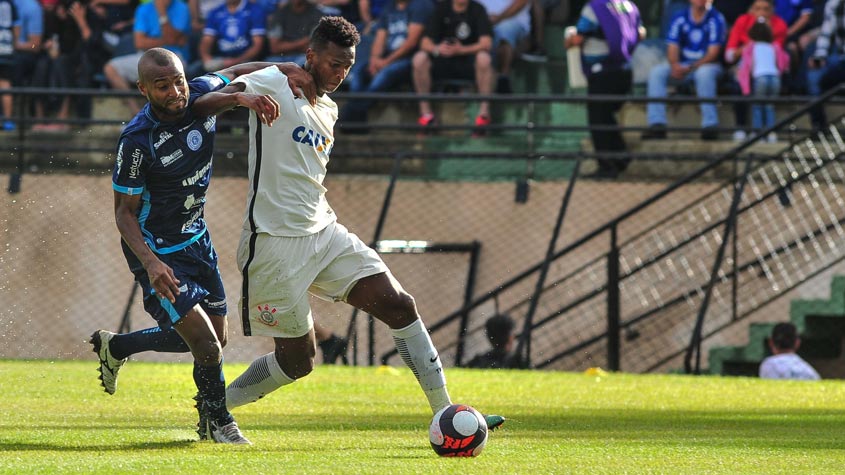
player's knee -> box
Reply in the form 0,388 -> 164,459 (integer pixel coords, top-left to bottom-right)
475,51 -> 492,69
275,350 -> 314,380
392,290 -> 418,320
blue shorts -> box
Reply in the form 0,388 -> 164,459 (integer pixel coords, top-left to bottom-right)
122,231 -> 227,330
493,15 -> 530,48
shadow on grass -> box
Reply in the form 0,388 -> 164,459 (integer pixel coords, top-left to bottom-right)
0,439 -> 197,452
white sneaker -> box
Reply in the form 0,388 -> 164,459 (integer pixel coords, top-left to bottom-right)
211,420 -> 251,445
766,132 -> 778,143
89,330 -> 126,395
732,130 -> 747,142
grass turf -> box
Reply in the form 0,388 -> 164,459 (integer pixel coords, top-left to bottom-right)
0,360 -> 843,474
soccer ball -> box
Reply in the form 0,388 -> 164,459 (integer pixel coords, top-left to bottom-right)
429,404 -> 488,457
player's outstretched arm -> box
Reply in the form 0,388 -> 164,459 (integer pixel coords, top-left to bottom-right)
192,82 -> 281,126
113,191 -> 181,303
212,62 -> 317,105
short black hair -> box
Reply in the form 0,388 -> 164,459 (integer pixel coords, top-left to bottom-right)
748,19 -> 773,43
771,322 -> 798,350
485,314 -> 515,349
310,16 -> 360,50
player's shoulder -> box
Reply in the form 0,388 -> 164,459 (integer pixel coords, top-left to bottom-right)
119,109 -> 156,145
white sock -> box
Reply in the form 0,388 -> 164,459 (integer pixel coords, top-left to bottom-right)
226,352 -> 294,410
392,319 -> 451,414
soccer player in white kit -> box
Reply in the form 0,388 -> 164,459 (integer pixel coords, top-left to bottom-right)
192,16 -> 504,430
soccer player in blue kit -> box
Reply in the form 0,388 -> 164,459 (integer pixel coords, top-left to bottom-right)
96,47 -> 313,444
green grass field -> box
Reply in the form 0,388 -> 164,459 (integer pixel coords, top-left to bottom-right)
1,360 -> 843,474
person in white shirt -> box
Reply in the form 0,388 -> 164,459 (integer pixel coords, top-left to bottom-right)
759,322 -> 821,380
191,15 -> 505,432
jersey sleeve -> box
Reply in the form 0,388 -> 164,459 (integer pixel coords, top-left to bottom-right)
187,73 -> 230,106
231,65 -> 290,97
112,136 -> 152,196
665,13 -> 684,44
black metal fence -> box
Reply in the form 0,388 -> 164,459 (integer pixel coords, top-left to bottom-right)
2,86 -> 845,375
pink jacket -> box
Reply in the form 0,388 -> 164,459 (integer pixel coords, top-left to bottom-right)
737,41 -> 790,95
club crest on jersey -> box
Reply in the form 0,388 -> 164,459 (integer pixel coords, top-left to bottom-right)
291,126 -> 333,154
257,304 -> 279,326
187,130 -> 203,151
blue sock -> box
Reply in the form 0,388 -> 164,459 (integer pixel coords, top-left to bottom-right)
109,326 -> 190,360
194,361 -> 233,426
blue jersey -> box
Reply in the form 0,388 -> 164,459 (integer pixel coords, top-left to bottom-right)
112,73 -> 229,256
665,6 -> 726,65
0,0 -> 19,57
203,0 -> 266,57
376,0 -> 431,55
774,0 -> 813,27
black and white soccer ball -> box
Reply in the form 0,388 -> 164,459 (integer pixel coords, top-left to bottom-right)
429,404 -> 488,457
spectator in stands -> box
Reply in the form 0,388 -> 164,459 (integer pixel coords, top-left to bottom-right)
476,0 -> 531,93
0,0 -> 20,131
642,0 -> 727,141
12,0 -> 43,90
724,0 -> 787,141
807,0 -> 845,132
188,0 -> 225,60
411,0 -> 494,136
32,0 -> 83,131
738,18 -> 789,142
565,0 -> 645,179
339,0 -> 430,131
32,0 -> 113,129
775,0 -> 814,40
523,0 -> 562,61
88,0 -> 136,56
759,322 -> 820,380
264,0 -> 323,65
466,314 -> 527,369
188,0 -> 265,78
102,0 -> 191,115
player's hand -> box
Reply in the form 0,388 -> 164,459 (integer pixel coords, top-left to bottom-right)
146,260 -> 181,304
285,67 -> 317,106
239,93 -> 280,126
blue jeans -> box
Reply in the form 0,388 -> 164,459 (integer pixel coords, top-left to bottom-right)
646,62 -> 722,127
807,53 -> 845,128
751,75 -> 780,131
339,58 -> 412,124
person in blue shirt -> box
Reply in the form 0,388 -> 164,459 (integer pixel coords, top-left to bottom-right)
189,0 -> 266,78
339,0 -> 431,130
775,0 -> 814,39
11,0 -> 41,88
103,0 -> 192,115
0,0 -> 20,130
643,0 -> 727,141
93,47 -> 317,443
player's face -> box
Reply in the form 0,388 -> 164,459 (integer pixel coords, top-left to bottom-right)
137,63 -> 189,121
306,42 -> 355,95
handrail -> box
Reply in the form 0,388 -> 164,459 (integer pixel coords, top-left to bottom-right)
376,85 -> 845,367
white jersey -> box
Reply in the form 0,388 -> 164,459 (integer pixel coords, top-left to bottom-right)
232,66 -> 338,237
759,353 -> 821,381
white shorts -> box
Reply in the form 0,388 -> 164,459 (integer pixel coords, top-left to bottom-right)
237,221 -> 388,338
